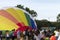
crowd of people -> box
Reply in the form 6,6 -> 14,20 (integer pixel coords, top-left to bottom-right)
0,28 -> 60,40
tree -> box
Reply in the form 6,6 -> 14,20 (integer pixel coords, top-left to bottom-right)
30,10 -> 37,17
35,19 -> 55,29
25,7 -> 30,12
17,5 -> 24,9
16,5 -> 37,17
57,14 -> 60,22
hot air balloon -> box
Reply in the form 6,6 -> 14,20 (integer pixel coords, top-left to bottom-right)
0,7 -> 37,31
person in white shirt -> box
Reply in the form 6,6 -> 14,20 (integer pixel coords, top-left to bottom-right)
5,30 -> 10,40
54,29 -> 59,40
34,34 -> 40,40
17,30 -> 20,40
58,36 -> 60,40
57,30 -> 60,40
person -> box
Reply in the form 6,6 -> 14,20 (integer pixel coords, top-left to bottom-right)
11,29 -> 16,40
34,29 -> 42,40
25,29 -> 31,40
57,34 -> 60,40
23,31 -> 26,40
5,30 -> 10,40
50,33 -> 56,40
46,29 -> 51,38
54,29 -> 59,40
0,31 -> 2,40
20,31 -> 24,40
30,29 -> 35,40
40,32 -> 45,40
17,30 -> 20,40
57,30 -> 60,40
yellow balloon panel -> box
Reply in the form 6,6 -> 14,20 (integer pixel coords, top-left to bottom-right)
6,8 -> 29,26
6,8 -> 22,23
15,9 -> 29,26
0,15 -> 19,31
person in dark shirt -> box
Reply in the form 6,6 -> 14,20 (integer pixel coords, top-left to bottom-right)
0,31 -> 2,40
11,29 -> 16,40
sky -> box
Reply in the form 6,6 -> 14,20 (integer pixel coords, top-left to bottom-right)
0,0 -> 60,22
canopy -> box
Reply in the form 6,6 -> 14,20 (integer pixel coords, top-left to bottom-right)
0,7 -> 37,31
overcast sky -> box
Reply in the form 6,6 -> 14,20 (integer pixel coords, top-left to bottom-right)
0,0 -> 60,22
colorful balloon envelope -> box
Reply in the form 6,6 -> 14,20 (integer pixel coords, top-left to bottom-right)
0,7 -> 37,31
